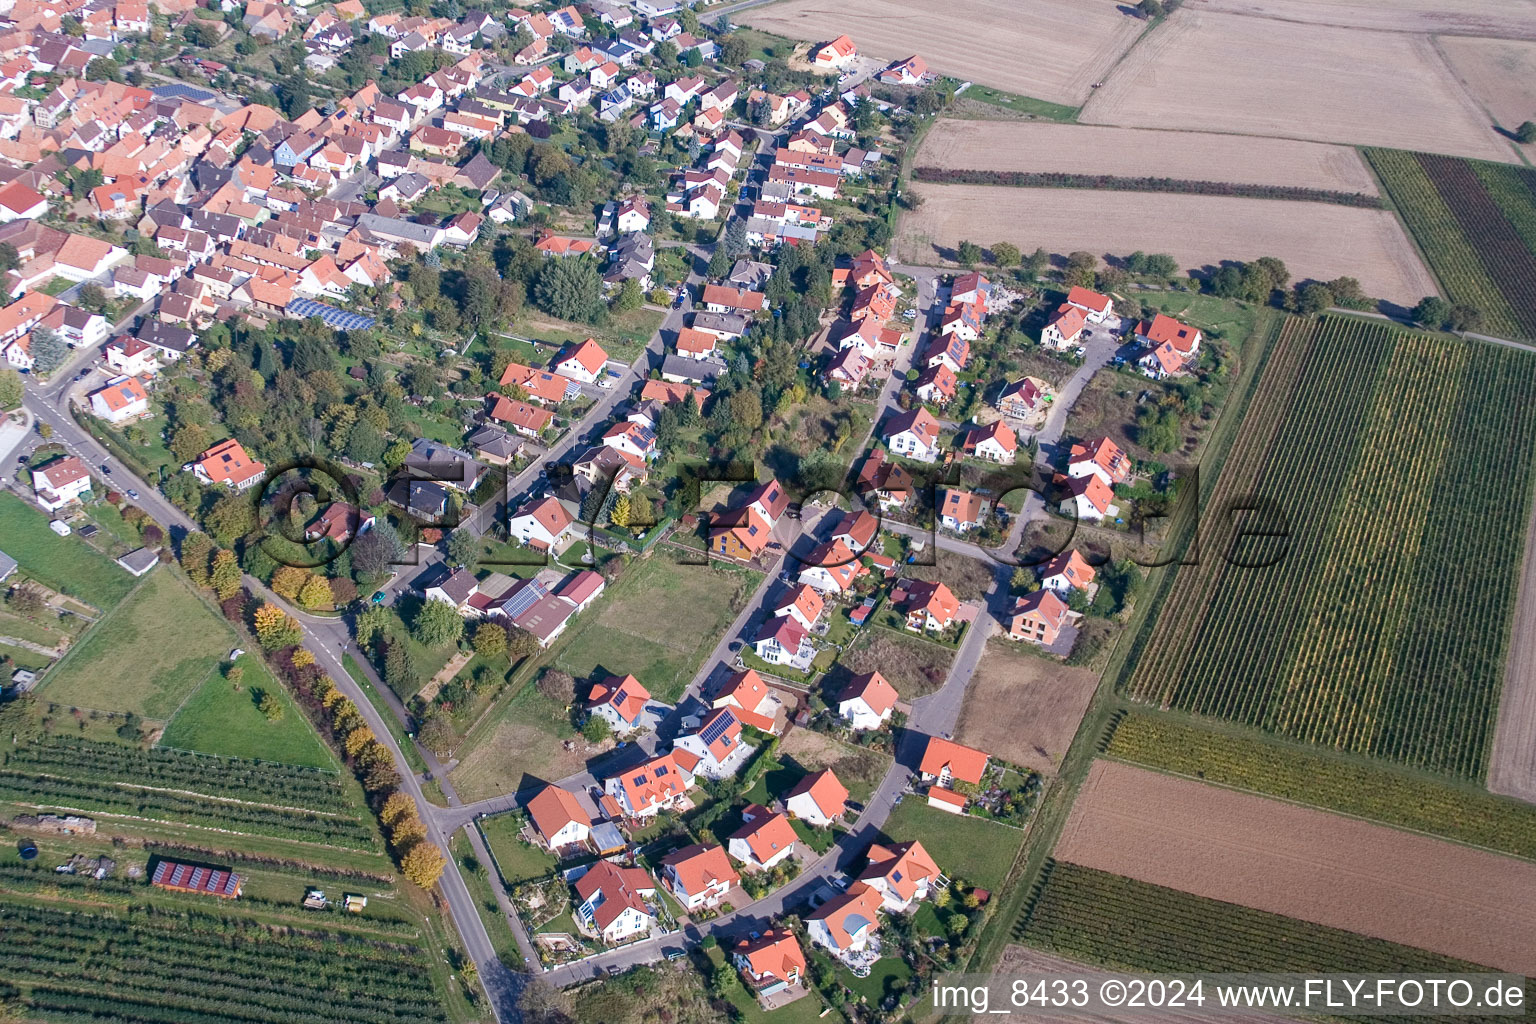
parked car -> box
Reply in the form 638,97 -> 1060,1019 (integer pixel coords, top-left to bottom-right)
126,489 -> 139,500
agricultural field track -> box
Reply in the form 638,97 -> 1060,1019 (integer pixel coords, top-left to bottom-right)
916,120 -> 1381,196
1079,10 -> 1516,162
1055,761 -> 1536,975
1183,0 -> 1536,37
737,0 -> 1143,107
996,946 -> 1299,1024
896,186 -> 1436,305
1366,149 -> 1536,340
1437,37 -> 1536,161
1124,316 -> 1536,777
0,903 -> 445,1024
1106,712 -> 1536,861
1017,862 -> 1536,1020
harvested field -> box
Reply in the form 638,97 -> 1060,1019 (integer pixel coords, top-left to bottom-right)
1437,36 -> 1536,157
1185,0 -> 1536,37
738,0 -> 1143,107
957,642 -> 1098,774
918,120 -> 1380,195
897,185 -> 1437,306
1081,11 -> 1514,162
1490,498 -> 1536,805
1055,761 -> 1536,975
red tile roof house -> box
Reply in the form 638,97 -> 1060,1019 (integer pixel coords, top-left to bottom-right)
751,614 -> 816,672
701,284 -> 766,315
710,504 -> 772,561
304,502 -> 375,543
902,580 -> 960,633
87,374 -> 148,424
673,707 -> 753,778
1010,588 -> 1074,647
605,751 -> 695,819
1064,285 -> 1115,323
807,880 -> 882,956
552,337 -> 609,384
919,736 -> 990,789
858,840 -> 942,912
573,860 -> 657,943
1040,302 -> 1089,351
1038,550 -> 1097,597
774,583 -> 824,632
1059,472 -> 1118,523
191,438 -> 266,491
1136,313 -> 1204,379
525,784 -> 592,852
726,804 -> 798,872
962,419 -> 1017,464
733,929 -> 807,998
660,842 -> 739,911
1068,436 -> 1132,488
837,671 -> 897,731
784,768 -> 848,827
32,456 -> 92,512
811,33 -> 858,69
711,668 -> 787,735
795,538 -> 859,596
489,394 -> 554,437
996,375 -> 1049,421
586,673 -> 652,734
509,495 -> 578,552
939,488 -> 985,533
883,407 -> 942,463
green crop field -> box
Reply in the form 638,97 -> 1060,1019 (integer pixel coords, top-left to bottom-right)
0,736 -> 376,849
41,570 -> 241,720
1104,712 -> 1536,859
1122,316 -> 1536,778
1366,148 -> 1536,339
0,901 -> 447,1024
159,655 -> 336,769
1017,863 -> 1532,999
0,493 -> 134,610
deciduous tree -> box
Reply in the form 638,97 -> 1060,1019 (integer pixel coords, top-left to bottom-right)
253,603 -> 302,650
210,549 -> 243,600
400,840 -> 446,889
412,598 -> 464,648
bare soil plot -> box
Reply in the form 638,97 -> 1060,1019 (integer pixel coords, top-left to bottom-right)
956,642 -> 1098,774
738,0 -> 1144,107
1080,11 -> 1514,162
918,120 -> 1379,195
897,185 -> 1437,306
1184,0 -> 1536,38
1437,36 -> 1536,160
1489,496 -> 1536,805
1056,761 -> 1536,975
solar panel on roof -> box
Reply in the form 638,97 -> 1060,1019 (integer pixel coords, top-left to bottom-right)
699,711 -> 734,747
498,579 -> 548,620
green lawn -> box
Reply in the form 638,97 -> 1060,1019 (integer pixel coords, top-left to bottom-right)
705,948 -> 833,1024
479,811 -> 560,885
451,831 -> 522,965
956,83 -> 1077,122
842,956 -> 914,1008
158,654 -> 336,769
0,641 -> 54,672
0,493 -> 134,609
40,570 -> 234,719
878,799 -> 1023,891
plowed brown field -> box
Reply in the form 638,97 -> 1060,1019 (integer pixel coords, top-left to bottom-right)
1056,761 -> 1536,975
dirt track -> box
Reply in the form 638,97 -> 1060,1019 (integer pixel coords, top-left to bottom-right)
918,120 -> 1381,195
1081,10 -> 1515,162
1489,492 -> 1536,805
739,0 -> 1143,107
1184,0 -> 1536,37
897,185 -> 1438,306
1056,761 -> 1536,975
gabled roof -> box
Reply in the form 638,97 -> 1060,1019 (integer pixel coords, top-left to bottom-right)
1040,549 -> 1097,590
514,495 -> 574,537
807,880 -> 880,949
701,283 -> 765,312
728,806 -> 797,865
859,839 -> 940,903
1013,587 -> 1071,628
884,407 -> 941,448
573,860 -> 654,930
1140,312 -> 1201,353
839,671 -> 897,716
1065,285 -> 1112,314
588,673 -> 649,724
964,419 -> 1016,454
786,768 -> 848,818
1064,473 -> 1115,515
526,784 -> 590,842
661,842 -> 738,896
940,488 -> 984,527
735,929 -> 806,983
919,736 -> 989,785
555,337 -> 608,375
775,583 -> 824,625
1069,436 -> 1130,483
194,438 -> 264,487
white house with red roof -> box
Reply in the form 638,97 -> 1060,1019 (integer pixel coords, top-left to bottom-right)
601,420 -> 657,461
510,495 -> 578,552
858,840 -> 941,912
525,784 -> 592,852
837,671 -> 897,731
192,438 -> 266,491
87,374 -> 148,423
552,337 -> 608,383
573,860 -> 656,943
774,583 -> 824,632
878,54 -> 928,85
807,881 -> 881,956
752,614 -> 816,672
997,376 -> 1048,420
1068,437 -> 1131,488
1039,549 -> 1097,596
0,180 -> 47,222
1041,303 -> 1088,351
796,538 -> 859,596
587,674 -> 652,733
962,420 -> 1016,464
711,668 -> 787,735
727,804 -> 798,871
903,580 -> 960,632
919,736 -> 989,788
811,33 -> 857,68
701,284 -> 766,315
661,842 -> 738,911
605,750 -> 695,819
674,707 -> 753,778
1064,285 -> 1114,323
785,768 -> 848,826
734,930 -> 806,996
939,488 -> 985,533
1060,473 -> 1117,522
883,407 -> 941,463
32,456 -> 92,511
1136,313 -> 1203,379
